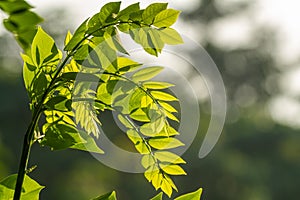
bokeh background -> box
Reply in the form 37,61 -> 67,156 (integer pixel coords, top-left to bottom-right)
1,0 -> 300,199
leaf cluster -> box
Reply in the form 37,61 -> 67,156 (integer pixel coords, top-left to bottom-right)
0,1 -> 202,199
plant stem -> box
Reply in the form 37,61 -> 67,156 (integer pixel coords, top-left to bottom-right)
13,110 -> 41,200
13,54 -> 72,200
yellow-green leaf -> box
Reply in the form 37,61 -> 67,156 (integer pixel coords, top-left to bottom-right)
153,9 -> 181,28
143,81 -> 174,89
151,91 -> 178,101
160,163 -> 187,175
132,66 -> 164,82
148,137 -> 184,149
159,28 -> 183,45
154,151 -> 186,164
161,178 -> 173,197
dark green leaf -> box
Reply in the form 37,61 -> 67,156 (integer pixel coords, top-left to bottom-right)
0,1 -> 32,14
99,2 -> 121,23
8,10 -> 42,30
45,96 -> 71,112
117,3 -> 140,20
41,123 -> 84,150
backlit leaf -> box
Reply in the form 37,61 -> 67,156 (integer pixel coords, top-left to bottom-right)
143,81 -> 174,89
142,3 -> 168,24
152,172 -> 163,190
148,137 -> 184,149
153,9 -> 181,28
64,19 -> 88,51
71,130 -> 104,154
151,91 -> 178,101
117,3 -> 140,20
154,151 -> 186,164
161,178 -> 172,197
160,163 -> 187,175
159,28 -> 183,45
132,66 -> 163,82
0,174 -> 44,200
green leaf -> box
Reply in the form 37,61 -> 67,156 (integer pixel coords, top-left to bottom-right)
45,96 -> 71,112
158,101 -> 177,113
117,3 -> 140,20
150,192 -> 163,200
161,178 -> 173,197
165,111 -> 179,122
0,1 -> 32,14
41,123 -> 84,150
127,129 -> 142,145
152,172 -> 163,190
160,164 -> 187,175
141,154 -> 156,169
104,30 -> 129,55
150,91 -> 178,101
142,3 -> 168,24
156,124 -> 179,137
148,137 -> 184,149
159,28 -> 183,45
153,9 -> 181,28
130,108 -> 150,122
154,151 -> 186,164
143,81 -> 174,89
135,140 -> 151,154
31,27 -> 60,67
164,174 -> 178,191
132,66 -> 163,82
8,10 -> 43,30
99,2 -> 121,23
117,57 -> 142,73
144,164 -> 160,182
117,114 -> 133,129
140,117 -> 165,137
0,174 -> 44,200
71,130 -> 104,154
148,29 -> 164,53
138,28 -> 160,56
91,191 -> 117,200
174,188 -> 203,200
64,19 -> 88,51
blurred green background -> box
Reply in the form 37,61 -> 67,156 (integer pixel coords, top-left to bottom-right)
1,0 -> 300,199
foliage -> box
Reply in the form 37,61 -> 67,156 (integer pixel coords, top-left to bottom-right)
0,1 -> 202,199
